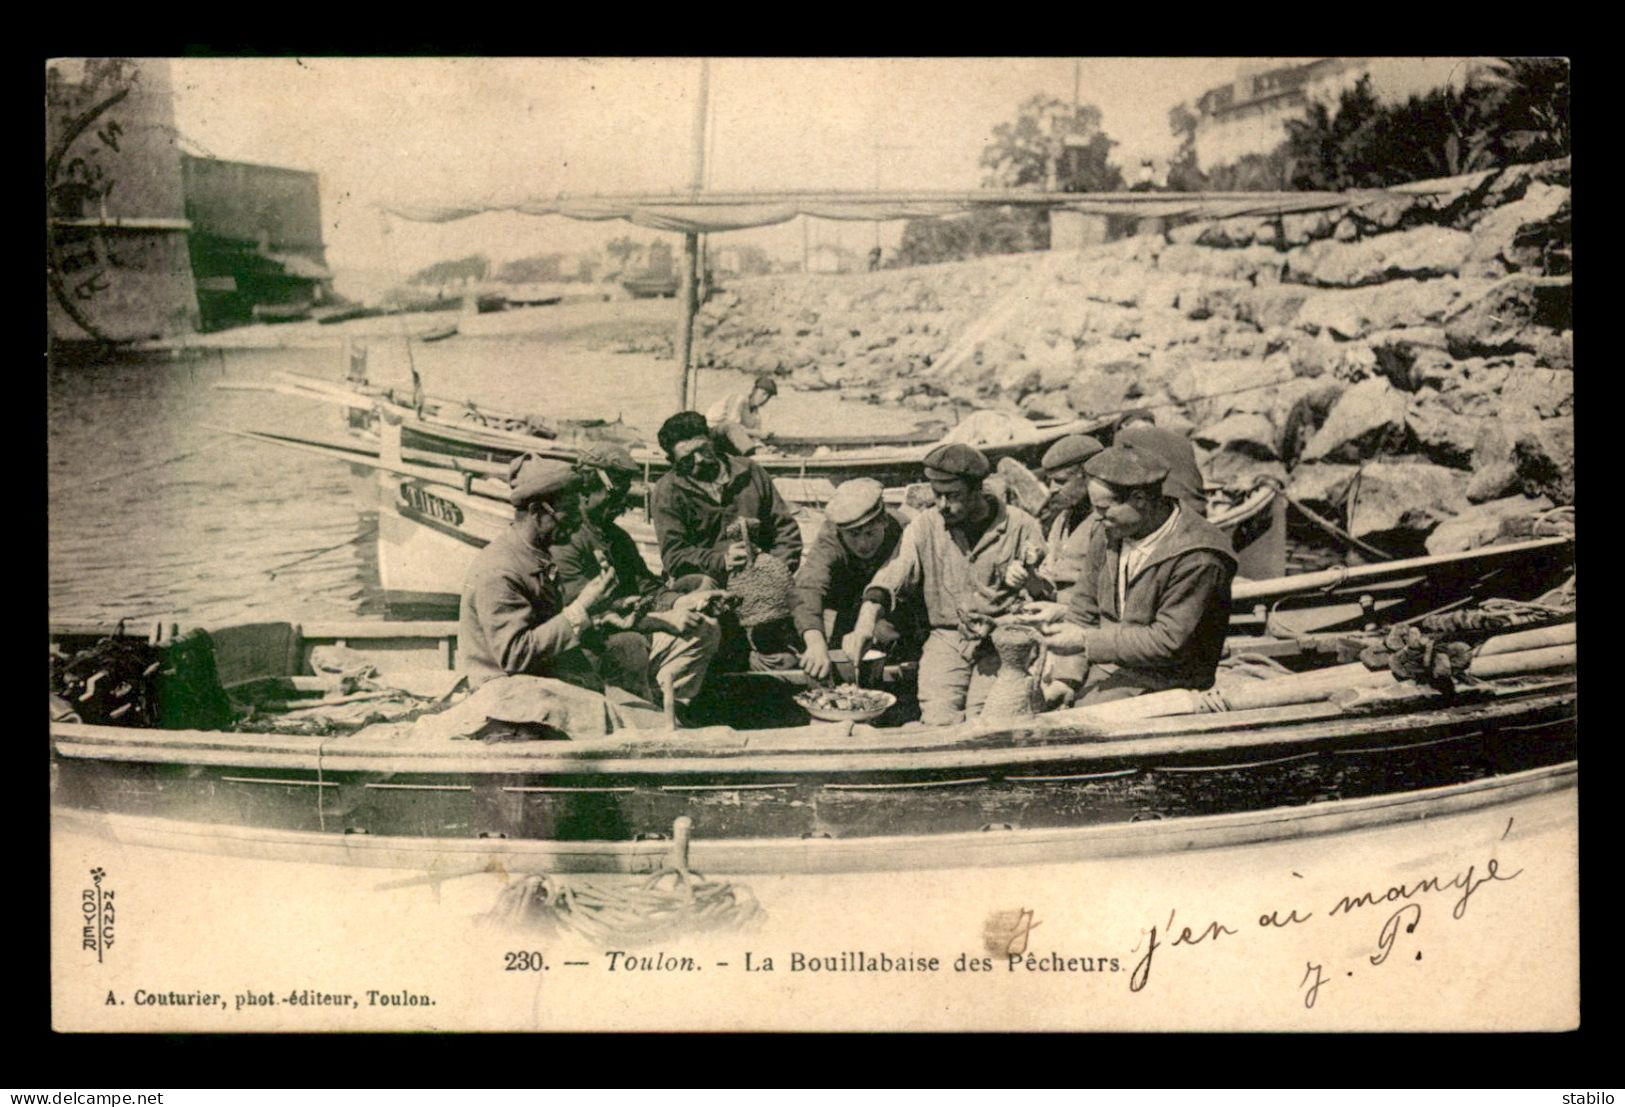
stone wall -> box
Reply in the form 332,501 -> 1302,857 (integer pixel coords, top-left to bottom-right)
695,159 -> 1572,554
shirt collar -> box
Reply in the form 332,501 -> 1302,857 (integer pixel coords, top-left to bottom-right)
1127,502 -> 1181,557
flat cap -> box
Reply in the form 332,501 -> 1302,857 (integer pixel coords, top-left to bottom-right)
753,374 -> 779,396
922,442 -> 991,482
1041,434 -> 1105,474
826,478 -> 885,528
1083,443 -> 1170,489
508,454 -> 577,507
577,442 -> 640,476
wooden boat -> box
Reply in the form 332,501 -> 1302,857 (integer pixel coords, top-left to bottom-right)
49,616 -> 1577,876
226,371 -> 1122,490
621,273 -> 679,299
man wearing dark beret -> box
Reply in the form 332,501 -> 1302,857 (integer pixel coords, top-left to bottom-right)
649,410 -> 803,583
551,443 -> 722,708
1023,443 -> 1236,706
1038,434 -> 1106,598
791,478 -> 922,682
458,455 -> 622,689
848,442 -> 1053,725
1117,416 -> 1208,519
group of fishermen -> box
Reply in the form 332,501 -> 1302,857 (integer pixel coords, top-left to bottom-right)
459,374 -> 1237,728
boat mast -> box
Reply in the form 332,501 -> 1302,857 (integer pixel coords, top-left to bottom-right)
676,57 -> 710,411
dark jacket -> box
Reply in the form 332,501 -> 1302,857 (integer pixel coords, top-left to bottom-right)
459,524 -> 586,688
551,514 -> 662,608
1118,425 -> 1207,518
650,454 -> 803,582
1065,505 -> 1236,691
792,510 -> 912,639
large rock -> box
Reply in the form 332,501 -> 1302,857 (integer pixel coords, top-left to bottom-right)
1463,182 -> 1570,278
1278,209 -> 1339,247
1499,367 -> 1574,421
1196,217 -> 1279,249
1426,494 -> 1556,555
1513,421 -> 1575,504
1230,286 -> 1314,330
1271,378 -> 1348,465
1405,396 -> 1481,469
1065,368 -> 1136,417
1302,377 -> 1412,462
1168,357 -> 1293,425
1286,226 -> 1473,287
1348,460 -> 1470,544
1442,274 -> 1573,357
1345,192 -> 1431,235
1294,279 -> 1480,340
1363,326 -> 1450,388
1465,420 -> 1525,503
1287,462 -> 1360,514
1204,449 -> 1288,491
1194,412 -> 1279,459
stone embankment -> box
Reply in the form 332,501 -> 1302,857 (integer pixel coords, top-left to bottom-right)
695,159 -> 1573,555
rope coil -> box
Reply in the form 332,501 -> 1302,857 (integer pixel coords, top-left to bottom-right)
481,865 -> 766,945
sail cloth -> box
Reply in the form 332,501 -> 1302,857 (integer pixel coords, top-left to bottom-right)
380,174 -> 1489,235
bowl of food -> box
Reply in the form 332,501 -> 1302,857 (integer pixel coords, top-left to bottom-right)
795,684 -> 897,723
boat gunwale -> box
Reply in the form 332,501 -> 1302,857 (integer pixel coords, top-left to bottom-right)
50,760 -> 1579,875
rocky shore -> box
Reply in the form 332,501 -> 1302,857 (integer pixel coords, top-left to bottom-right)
696,159 -> 1572,556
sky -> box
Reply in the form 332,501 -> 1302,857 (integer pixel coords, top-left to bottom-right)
167,57 -> 1269,280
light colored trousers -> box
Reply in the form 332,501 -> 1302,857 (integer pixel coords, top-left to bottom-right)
648,617 -> 722,705
918,627 -> 1000,726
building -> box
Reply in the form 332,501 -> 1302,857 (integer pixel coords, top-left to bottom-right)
181,155 -> 335,330
47,58 -> 200,346
47,57 -> 335,345
1186,57 -> 1487,170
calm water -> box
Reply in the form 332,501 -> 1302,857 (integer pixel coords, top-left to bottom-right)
47,325 -> 942,627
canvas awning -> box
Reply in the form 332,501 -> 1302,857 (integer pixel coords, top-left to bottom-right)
380,173 -> 1490,234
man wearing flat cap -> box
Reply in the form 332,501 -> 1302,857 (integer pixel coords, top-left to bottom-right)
1038,434 -> 1106,598
551,443 -> 722,708
849,442 -> 1054,725
458,454 -> 622,690
792,477 -> 921,682
1023,443 -> 1236,706
1116,411 -> 1208,519
649,410 -> 802,584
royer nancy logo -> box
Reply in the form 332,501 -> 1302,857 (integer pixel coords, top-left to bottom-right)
82,867 -> 114,962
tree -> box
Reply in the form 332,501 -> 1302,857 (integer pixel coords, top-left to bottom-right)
981,95 -> 1125,193
897,207 -> 1048,267
1164,103 -> 1207,192
495,254 -> 565,283
605,236 -> 641,267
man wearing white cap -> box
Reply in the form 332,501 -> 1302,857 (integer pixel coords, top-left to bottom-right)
792,477 -> 919,682
848,443 -> 1052,725
459,455 -> 621,690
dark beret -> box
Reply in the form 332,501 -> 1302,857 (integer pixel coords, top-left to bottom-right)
1084,443 -> 1170,489
1041,434 -> 1106,474
657,411 -> 710,458
922,442 -> 991,482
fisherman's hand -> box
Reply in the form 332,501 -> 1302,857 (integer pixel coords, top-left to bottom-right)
840,628 -> 873,667
724,542 -> 750,571
655,607 -> 708,635
1002,561 -> 1030,589
673,588 -> 727,616
1040,623 -> 1089,655
1013,600 -> 1068,626
577,568 -> 620,612
597,609 -> 638,631
800,638 -> 833,682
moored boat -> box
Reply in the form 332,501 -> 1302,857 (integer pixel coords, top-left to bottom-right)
50,608 -> 1576,876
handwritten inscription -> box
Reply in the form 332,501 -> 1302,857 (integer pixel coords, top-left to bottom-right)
1130,851 -> 1523,1004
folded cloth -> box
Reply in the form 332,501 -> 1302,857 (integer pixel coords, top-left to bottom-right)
406,675 -> 663,742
